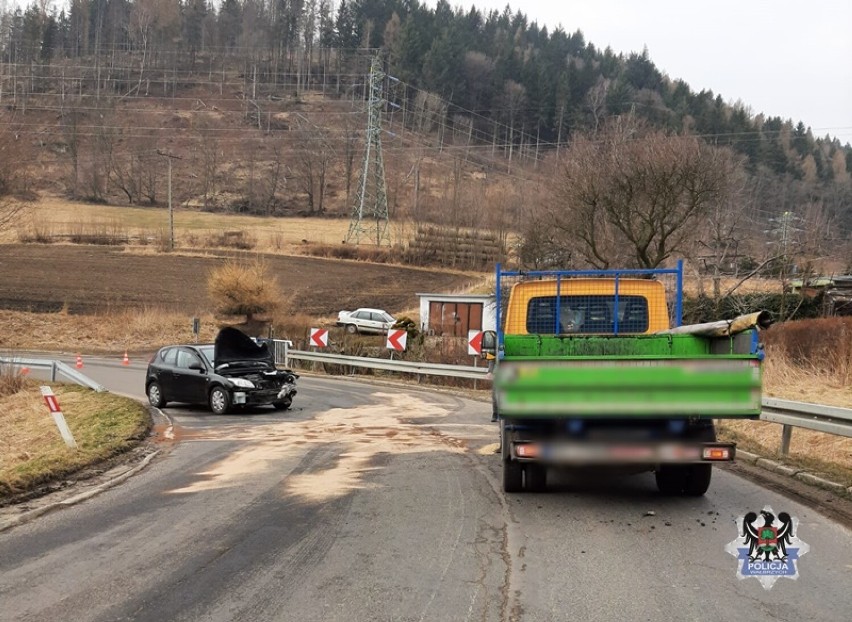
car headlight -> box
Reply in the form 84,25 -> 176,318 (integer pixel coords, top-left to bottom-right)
230,378 -> 255,389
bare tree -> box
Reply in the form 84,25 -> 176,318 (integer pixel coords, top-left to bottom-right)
259,139 -> 286,214
110,152 -> 143,204
0,197 -> 25,234
540,116 -> 744,269
0,118 -> 32,232
130,0 -> 155,95
60,102 -> 82,196
690,169 -> 785,314
194,124 -> 219,210
341,115 -> 361,206
584,77 -> 610,131
79,109 -> 118,202
294,123 -> 332,215
498,80 -> 526,166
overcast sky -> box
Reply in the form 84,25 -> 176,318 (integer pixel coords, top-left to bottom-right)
445,0 -> 852,143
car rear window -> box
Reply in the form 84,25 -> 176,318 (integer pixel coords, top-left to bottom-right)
160,348 -> 177,365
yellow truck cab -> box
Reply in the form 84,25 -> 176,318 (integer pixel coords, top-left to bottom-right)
503,278 -> 671,335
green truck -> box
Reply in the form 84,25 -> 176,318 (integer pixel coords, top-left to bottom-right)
482,262 -> 769,495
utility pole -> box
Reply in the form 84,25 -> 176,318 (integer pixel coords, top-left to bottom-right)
767,210 -> 802,320
157,150 -> 182,251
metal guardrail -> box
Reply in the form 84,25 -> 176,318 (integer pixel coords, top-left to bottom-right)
760,397 -> 852,454
286,349 -> 490,380
0,357 -> 107,392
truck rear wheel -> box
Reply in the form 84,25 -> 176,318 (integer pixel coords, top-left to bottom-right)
682,464 -> 712,496
525,463 -> 547,492
503,460 -> 523,492
656,421 -> 716,496
503,461 -> 547,493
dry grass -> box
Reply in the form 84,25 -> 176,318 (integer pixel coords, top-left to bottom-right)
763,317 -> 852,387
681,275 -> 783,297
0,361 -> 28,397
0,384 -> 149,499
718,419 -> 852,485
0,308 -> 225,353
716,336 -> 852,485
5,196 -> 411,253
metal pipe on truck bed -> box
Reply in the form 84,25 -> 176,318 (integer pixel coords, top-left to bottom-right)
655,311 -> 772,337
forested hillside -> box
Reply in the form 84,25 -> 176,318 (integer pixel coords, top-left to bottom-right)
0,0 -> 850,254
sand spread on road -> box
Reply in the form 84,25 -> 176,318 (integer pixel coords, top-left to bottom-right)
167,392 -> 463,500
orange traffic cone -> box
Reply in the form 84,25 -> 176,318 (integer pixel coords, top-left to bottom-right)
76,354 -> 83,369
122,351 -> 130,366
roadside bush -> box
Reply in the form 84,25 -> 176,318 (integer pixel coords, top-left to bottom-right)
392,316 -> 420,340
0,362 -> 27,398
17,223 -> 54,243
301,242 -> 399,264
205,230 -> 257,250
271,312 -> 315,347
207,258 -> 282,323
68,220 -> 128,246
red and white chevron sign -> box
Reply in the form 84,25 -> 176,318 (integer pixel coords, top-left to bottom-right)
386,329 -> 407,352
467,330 -> 484,356
309,328 -> 329,348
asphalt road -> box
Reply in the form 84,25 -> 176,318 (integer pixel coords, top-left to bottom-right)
2,357 -> 851,621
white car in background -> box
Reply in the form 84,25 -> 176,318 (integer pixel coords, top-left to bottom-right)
337,308 -> 396,334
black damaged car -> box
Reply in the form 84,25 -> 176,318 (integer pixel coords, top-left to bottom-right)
145,327 -> 298,415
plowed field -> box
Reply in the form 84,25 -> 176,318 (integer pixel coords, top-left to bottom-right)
0,245 -> 478,316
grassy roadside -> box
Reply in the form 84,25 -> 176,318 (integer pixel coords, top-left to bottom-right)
718,419 -> 852,486
0,381 -> 150,501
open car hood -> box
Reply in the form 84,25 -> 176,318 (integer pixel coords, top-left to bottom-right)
213,327 -> 275,369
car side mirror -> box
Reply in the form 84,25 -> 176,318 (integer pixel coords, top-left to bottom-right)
480,330 -> 497,359
189,362 -> 204,372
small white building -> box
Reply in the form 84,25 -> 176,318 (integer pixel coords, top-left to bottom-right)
416,293 -> 497,337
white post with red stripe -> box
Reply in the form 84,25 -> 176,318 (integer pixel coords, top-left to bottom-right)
40,386 -> 78,449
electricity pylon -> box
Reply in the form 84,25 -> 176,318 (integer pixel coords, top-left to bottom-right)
346,55 -> 391,246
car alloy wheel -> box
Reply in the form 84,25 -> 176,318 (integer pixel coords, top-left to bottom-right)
209,387 -> 230,415
147,382 -> 166,408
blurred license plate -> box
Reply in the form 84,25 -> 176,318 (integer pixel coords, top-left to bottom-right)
534,442 -> 703,464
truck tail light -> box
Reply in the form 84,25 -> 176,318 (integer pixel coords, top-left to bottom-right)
703,447 -> 730,460
515,443 -> 540,458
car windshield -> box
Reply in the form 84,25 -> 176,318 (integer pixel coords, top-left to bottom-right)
198,346 -> 215,367
380,312 -> 394,322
